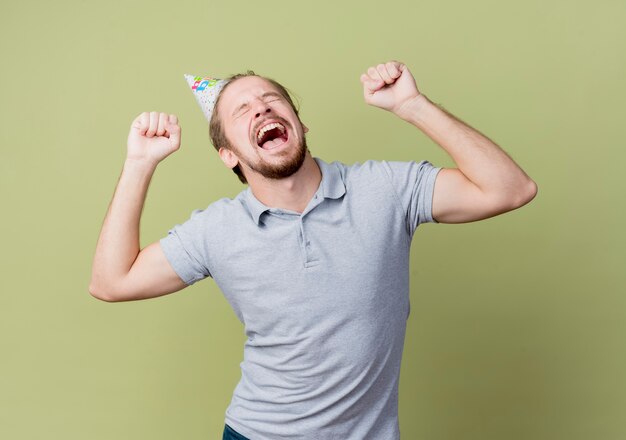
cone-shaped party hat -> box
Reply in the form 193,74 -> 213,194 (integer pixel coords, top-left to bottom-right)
183,74 -> 229,122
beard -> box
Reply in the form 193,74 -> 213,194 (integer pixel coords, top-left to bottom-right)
233,130 -> 308,180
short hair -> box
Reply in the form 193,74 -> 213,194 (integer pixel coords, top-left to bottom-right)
209,71 -> 301,184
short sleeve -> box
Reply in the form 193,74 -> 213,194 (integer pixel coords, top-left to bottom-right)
381,160 -> 442,236
159,208 -> 212,286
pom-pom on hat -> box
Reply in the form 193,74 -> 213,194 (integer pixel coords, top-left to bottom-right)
183,74 -> 230,122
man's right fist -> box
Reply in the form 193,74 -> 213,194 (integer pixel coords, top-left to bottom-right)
127,112 -> 182,166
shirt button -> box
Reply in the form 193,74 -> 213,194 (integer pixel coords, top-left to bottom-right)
306,241 -> 311,247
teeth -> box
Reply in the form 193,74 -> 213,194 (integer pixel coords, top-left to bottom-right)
256,122 -> 285,142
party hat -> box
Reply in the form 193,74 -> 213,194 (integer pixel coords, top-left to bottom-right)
183,74 -> 230,122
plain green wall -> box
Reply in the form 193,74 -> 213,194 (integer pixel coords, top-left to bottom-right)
1,0 -> 624,438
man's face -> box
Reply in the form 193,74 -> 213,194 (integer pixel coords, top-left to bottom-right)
217,76 -> 308,180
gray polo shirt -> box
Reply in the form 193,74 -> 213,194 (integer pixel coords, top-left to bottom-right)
160,157 -> 442,440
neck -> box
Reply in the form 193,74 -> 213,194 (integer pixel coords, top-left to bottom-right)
246,153 -> 322,214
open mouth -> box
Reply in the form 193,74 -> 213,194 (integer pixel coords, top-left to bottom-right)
256,122 -> 289,150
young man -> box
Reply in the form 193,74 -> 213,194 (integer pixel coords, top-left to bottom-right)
89,61 -> 537,439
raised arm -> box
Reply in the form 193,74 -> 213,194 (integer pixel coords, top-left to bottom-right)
89,112 -> 188,302
360,61 -> 538,223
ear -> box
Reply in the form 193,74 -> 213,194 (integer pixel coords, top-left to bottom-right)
302,123 -> 309,134
218,147 -> 239,170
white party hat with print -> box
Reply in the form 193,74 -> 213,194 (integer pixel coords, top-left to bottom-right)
183,74 -> 229,122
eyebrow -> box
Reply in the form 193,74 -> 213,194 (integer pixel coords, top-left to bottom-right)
232,92 -> 283,117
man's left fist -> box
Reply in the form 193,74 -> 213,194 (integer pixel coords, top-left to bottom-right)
360,61 -> 421,115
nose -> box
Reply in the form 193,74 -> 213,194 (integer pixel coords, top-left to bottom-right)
254,107 -> 272,119
251,97 -> 273,119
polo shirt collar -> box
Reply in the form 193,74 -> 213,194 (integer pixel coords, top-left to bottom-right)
315,157 -> 346,200
244,157 -> 346,224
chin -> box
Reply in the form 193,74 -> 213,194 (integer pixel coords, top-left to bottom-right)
257,143 -> 307,179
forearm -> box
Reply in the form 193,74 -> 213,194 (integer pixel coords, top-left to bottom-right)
398,94 -> 536,202
90,159 -> 157,292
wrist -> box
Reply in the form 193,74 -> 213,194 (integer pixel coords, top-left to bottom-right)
124,157 -> 158,175
394,93 -> 431,123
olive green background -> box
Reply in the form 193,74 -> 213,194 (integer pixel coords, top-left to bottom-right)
1,0 -> 624,439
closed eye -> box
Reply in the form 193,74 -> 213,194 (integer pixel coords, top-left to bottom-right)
263,98 -> 281,106
234,108 -> 249,119
233,96 -> 283,118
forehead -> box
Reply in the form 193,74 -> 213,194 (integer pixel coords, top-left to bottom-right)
219,76 -> 282,111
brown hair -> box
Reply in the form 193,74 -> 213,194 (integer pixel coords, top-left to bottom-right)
209,71 -> 301,184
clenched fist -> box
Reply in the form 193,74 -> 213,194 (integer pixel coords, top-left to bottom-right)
127,112 -> 181,166
360,61 -> 422,118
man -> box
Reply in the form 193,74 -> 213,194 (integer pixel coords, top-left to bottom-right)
89,61 -> 537,439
